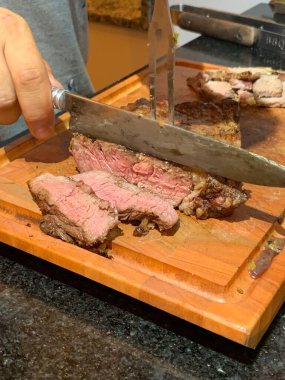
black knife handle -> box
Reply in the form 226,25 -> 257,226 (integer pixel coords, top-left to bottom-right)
177,12 -> 257,47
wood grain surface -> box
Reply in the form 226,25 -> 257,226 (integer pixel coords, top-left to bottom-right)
0,60 -> 284,348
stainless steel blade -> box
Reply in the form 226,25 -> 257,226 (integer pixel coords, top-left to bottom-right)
148,0 -> 175,122
63,91 -> 285,187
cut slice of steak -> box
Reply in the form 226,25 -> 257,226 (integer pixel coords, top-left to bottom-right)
256,82 -> 285,107
197,80 -> 235,101
70,135 -> 248,219
252,75 -> 283,99
28,173 -> 119,246
187,67 -> 285,107
72,170 -> 179,231
70,134 -> 193,207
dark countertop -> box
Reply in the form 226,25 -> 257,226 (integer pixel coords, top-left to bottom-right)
1,4 -> 285,380
1,246 -> 285,380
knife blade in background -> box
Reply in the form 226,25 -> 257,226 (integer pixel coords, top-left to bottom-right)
148,0 -> 175,123
171,4 -> 285,54
52,88 -> 285,187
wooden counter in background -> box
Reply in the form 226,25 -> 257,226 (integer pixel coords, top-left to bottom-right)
87,0 -> 152,30
86,0 -> 155,91
87,21 -> 148,91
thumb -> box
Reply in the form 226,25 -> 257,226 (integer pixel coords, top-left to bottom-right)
43,60 -> 63,89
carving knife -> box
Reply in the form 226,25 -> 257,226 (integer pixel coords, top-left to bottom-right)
148,0 -> 175,122
52,87 -> 285,187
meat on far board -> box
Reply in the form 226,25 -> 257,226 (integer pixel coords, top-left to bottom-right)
187,66 -> 285,107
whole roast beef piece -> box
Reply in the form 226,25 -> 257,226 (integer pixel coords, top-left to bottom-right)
70,135 -> 248,220
73,170 -> 179,231
28,173 -> 119,246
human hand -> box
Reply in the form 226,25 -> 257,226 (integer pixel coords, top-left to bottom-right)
0,7 -> 62,140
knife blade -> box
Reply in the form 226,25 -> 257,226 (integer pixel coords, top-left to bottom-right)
148,0 -> 175,123
52,87 -> 285,187
171,4 -> 285,54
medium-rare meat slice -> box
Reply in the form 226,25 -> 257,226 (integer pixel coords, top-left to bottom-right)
70,135 -> 248,219
187,66 -> 285,107
70,135 -> 192,207
72,170 -> 179,231
28,173 -> 119,246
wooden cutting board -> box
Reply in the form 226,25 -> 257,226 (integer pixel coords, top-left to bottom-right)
0,60 -> 285,348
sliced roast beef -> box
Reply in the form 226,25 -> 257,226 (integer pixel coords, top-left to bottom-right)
70,135 -> 192,207
197,80 -> 235,101
28,173 -> 119,246
187,66 -> 285,107
256,83 -> 285,107
70,135 -> 248,219
252,75 -> 283,99
72,170 -> 178,231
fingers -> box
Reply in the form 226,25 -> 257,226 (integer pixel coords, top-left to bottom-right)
44,61 -> 63,89
0,9 -> 55,139
0,49 -> 21,125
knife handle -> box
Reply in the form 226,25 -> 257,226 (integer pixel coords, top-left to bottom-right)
177,12 -> 257,47
51,87 -> 67,111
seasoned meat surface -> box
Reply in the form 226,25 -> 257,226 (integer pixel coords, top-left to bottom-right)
174,99 -> 240,147
122,98 -> 241,147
